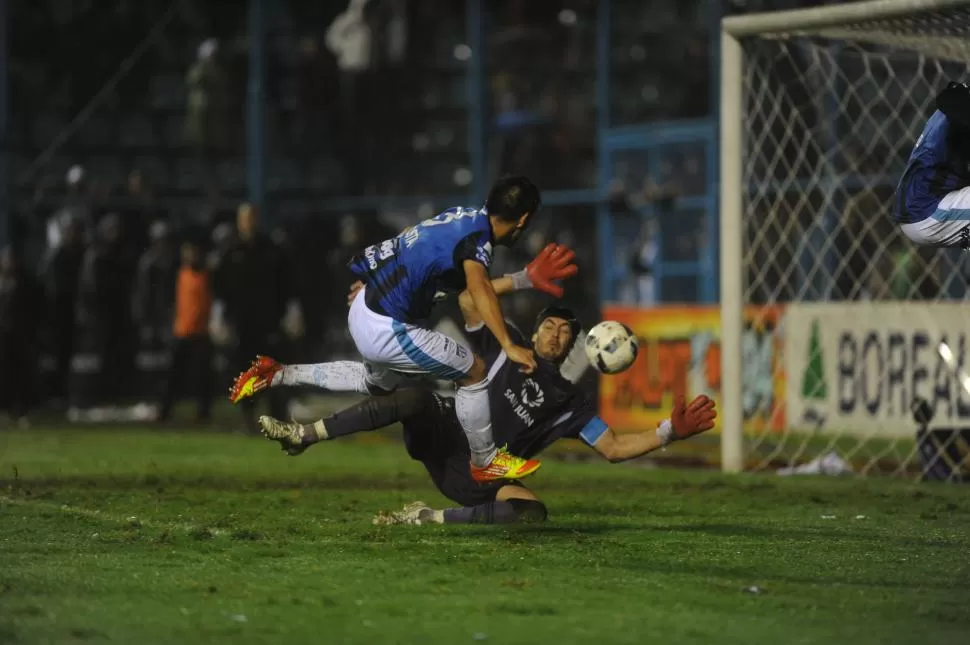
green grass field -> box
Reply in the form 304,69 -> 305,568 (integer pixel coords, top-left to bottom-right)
2,426 -> 969,645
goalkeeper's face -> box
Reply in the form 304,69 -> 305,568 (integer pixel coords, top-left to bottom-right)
532,316 -> 574,363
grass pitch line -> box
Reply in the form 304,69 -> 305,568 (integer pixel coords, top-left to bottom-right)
0,494 -> 228,538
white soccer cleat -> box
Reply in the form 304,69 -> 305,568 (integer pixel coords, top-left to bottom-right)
372,501 -> 435,526
258,415 -> 308,456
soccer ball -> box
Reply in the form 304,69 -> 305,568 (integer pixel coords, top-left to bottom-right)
584,321 -> 639,375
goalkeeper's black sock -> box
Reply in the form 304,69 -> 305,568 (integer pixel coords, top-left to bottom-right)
442,499 -> 548,524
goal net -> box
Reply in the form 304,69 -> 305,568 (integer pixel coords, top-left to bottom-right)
720,0 -> 970,480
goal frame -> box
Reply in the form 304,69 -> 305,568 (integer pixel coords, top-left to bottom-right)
718,0 -> 970,473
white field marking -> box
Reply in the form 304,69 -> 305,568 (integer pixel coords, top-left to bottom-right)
938,341 -> 970,397
0,495 -> 227,536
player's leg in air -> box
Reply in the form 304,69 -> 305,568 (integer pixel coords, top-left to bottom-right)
232,240 -> 577,445
243,241 -> 577,455
895,81 -> 970,248
232,177 -> 547,482
231,186 -> 576,484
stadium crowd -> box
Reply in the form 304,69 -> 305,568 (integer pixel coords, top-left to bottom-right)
2,0 -> 859,425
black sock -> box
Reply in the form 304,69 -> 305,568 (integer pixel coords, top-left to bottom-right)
442,499 -> 547,524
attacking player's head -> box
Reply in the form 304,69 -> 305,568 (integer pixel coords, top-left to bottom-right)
532,306 -> 580,364
485,176 -> 541,246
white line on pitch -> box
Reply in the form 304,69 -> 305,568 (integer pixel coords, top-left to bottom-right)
0,495 -> 226,536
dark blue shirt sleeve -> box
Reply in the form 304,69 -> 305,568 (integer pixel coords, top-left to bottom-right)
454,232 -> 493,269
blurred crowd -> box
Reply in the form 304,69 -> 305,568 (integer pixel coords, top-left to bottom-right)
3,0 -> 874,423
0,195 -> 308,430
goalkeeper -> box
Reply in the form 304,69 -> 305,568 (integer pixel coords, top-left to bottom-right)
238,246 -> 716,525
895,81 -> 970,248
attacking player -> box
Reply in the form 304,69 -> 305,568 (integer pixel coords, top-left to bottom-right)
239,252 -> 717,525
231,180 -> 572,483
895,81 -> 970,247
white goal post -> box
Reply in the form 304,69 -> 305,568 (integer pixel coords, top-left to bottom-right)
720,0 -> 970,478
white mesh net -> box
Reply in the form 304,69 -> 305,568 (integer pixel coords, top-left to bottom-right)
737,2 -> 970,479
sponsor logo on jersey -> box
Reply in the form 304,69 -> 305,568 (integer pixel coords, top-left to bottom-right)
503,378 -> 544,426
441,338 -> 469,361
476,241 -> 493,266
520,378 -> 545,408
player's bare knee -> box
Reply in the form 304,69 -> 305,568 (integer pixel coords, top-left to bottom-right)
458,354 -> 487,387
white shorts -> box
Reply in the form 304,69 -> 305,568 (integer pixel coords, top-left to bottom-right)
348,287 -> 475,391
900,186 -> 970,248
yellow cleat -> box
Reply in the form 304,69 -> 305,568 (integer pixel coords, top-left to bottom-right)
470,446 -> 541,482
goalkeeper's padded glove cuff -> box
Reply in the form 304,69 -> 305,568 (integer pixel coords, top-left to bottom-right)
656,419 -> 674,447
505,269 -> 533,291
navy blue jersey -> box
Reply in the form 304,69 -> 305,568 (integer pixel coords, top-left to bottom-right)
348,207 -> 493,324
468,321 -> 604,457
894,110 -> 970,224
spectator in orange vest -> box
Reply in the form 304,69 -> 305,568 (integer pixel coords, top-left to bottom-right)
158,240 -> 212,423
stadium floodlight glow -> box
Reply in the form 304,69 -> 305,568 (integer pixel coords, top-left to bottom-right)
720,0 -> 970,477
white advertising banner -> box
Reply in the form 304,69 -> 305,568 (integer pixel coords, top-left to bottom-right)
785,302 -> 970,438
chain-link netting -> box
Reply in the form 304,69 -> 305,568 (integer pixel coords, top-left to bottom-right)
738,3 -> 970,478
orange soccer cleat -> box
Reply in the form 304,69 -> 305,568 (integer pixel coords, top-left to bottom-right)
229,355 -> 283,404
470,446 -> 541,482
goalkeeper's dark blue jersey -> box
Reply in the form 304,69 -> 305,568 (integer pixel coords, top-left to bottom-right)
402,322 -> 603,466
468,321 -> 604,456
348,207 -> 493,324
894,110 -> 970,224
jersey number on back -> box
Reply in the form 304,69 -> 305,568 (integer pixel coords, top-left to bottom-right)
421,207 -> 478,228
401,208 -> 479,250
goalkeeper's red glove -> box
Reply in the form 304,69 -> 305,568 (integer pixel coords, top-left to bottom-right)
526,243 -> 578,298
670,394 -> 717,441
